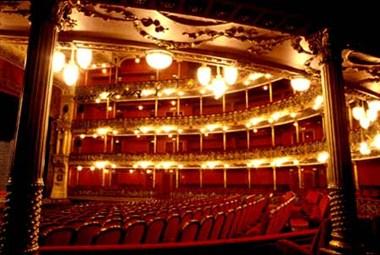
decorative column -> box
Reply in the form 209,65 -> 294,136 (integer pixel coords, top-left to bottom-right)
50,92 -> 75,199
154,98 -> 158,117
223,132 -> 226,151
297,165 -> 303,190
152,169 -> 156,189
294,120 -> 300,144
177,98 -> 180,115
153,135 -> 157,153
271,125 -> 275,147
313,28 -> 358,253
222,95 -> 226,112
269,83 -> 273,102
352,161 -> 359,191
200,134 -> 203,153
272,166 -> 277,191
200,96 -> 203,115
247,168 -> 251,189
223,168 -> 227,188
1,1 -> 70,254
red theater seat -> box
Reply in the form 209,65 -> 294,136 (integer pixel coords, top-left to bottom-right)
209,212 -> 225,240
219,209 -> 235,239
162,214 -> 181,242
42,227 -> 75,246
180,220 -> 200,242
122,220 -> 146,244
75,222 -> 101,245
197,215 -> 214,241
93,226 -> 123,245
144,218 -> 166,243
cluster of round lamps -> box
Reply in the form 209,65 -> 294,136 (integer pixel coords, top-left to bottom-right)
52,48 -> 93,86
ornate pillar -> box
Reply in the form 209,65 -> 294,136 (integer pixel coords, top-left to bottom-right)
246,129 -> 250,150
271,125 -> 275,147
1,1 -> 71,254
223,168 -> 227,188
312,28 -> 358,253
352,161 -> 359,191
247,168 -> 251,189
199,169 -> 203,188
269,83 -> 273,102
245,89 -> 249,109
50,92 -> 75,199
200,96 -> 203,115
175,169 -> 179,189
272,166 -> 277,191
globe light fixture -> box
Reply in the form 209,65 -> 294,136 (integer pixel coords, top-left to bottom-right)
52,51 -> 66,73
317,151 -> 329,163
223,66 -> 238,85
209,74 -> 227,99
359,142 -> 371,155
352,106 -> 365,120
197,65 -> 212,86
145,49 -> 173,70
63,61 -> 79,86
290,77 -> 311,92
76,48 -> 93,69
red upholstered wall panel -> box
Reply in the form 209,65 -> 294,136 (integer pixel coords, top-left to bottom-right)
203,169 -> 224,186
180,169 -> 200,186
357,159 -> 380,186
227,169 -> 248,186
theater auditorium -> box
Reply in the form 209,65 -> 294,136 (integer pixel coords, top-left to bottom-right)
0,1 -> 379,255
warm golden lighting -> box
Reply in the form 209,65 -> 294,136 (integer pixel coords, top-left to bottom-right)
197,65 -> 212,86
162,88 -> 176,96
352,106 -> 365,120
96,127 -> 110,136
372,134 -> 380,149
99,92 -> 109,100
312,95 -> 323,110
76,48 -> 92,69
141,89 -> 156,97
202,161 -> 220,169
223,66 -> 238,85
359,142 -> 371,155
248,72 -> 264,81
146,169 -> 153,174
209,74 -> 227,99
94,161 -> 107,169
129,169 -> 135,173
290,77 -> 311,92
90,166 -> 96,171
77,165 -> 83,171
63,62 -> 79,86
247,159 -> 264,168
138,105 -> 144,110
359,117 -> 370,129
317,151 -> 329,163
79,134 -> 85,139
52,51 -> 65,73
145,49 -> 173,70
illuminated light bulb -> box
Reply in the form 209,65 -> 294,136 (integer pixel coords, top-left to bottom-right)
243,79 -> 250,86
197,65 -> 212,86
271,112 -> 281,122
210,74 -> 227,99
200,88 -> 207,94
263,85 -> 268,91
138,105 -> 144,110
170,100 -> 176,106
103,169 -> 109,174
178,164 -> 184,169
290,112 -> 297,118
77,165 -> 83,171
146,169 -> 153,174
112,130 -> 118,135
141,89 -> 155,97
290,77 -> 311,92
359,117 -> 370,129
111,164 -> 116,168
92,134 -> 98,138
95,98 -> 101,103
368,100 -> 380,111
95,161 -> 107,169
168,134 -> 173,138
367,108 -> 378,122
63,62 -> 79,86
312,95 -> 324,110
223,66 -> 238,85
52,51 -> 65,73
359,142 -> 371,155
248,159 -> 263,168
145,49 -> 173,70
90,166 -> 96,171
372,134 -> 380,149
317,151 -> 329,163
253,128 -> 258,133
79,134 -> 85,139
352,106 -> 365,120
264,73 -> 273,79
115,94 -> 121,100
129,169 -> 135,173
177,91 -> 185,96
76,48 -> 92,69
96,127 -> 109,136
107,106 -> 113,111
135,56 -> 141,64
115,140 -> 120,143
99,92 -> 109,100
293,160 -> 299,165
136,134 -> 141,138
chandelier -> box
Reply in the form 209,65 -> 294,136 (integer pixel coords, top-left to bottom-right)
145,49 -> 173,70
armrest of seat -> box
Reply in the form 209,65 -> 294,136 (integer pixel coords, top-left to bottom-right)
276,239 -> 310,255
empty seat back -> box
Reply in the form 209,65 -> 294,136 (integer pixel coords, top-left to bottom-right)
75,222 -> 101,245
162,214 -> 181,242
209,212 -> 225,240
197,216 -> 214,241
122,220 -> 146,244
180,220 -> 200,242
144,218 -> 166,243
43,227 -> 75,246
93,226 -> 122,245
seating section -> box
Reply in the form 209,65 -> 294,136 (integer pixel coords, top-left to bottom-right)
39,192 -> 301,247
